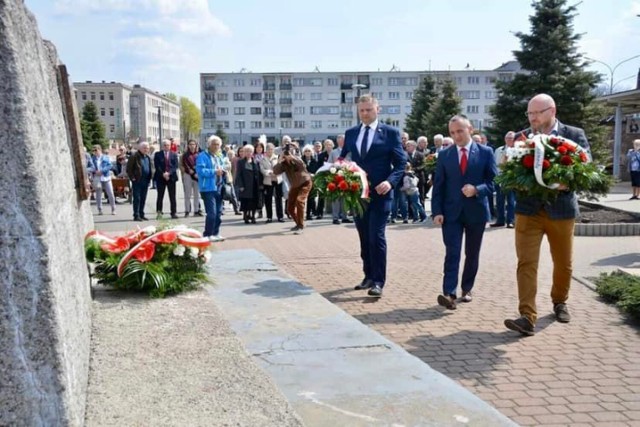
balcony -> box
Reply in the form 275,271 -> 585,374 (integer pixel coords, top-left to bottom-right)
263,113 -> 276,119
340,83 -> 354,90
279,112 -> 292,119
203,84 -> 216,91
279,98 -> 292,105
279,83 -> 292,90
263,99 -> 275,105
263,83 -> 276,91
203,113 -> 217,119
340,112 -> 353,119
203,99 -> 216,105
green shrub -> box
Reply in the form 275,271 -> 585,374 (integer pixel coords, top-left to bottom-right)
595,271 -> 640,320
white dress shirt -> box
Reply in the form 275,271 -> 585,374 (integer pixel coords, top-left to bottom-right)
456,141 -> 473,165
356,119 -> 378,155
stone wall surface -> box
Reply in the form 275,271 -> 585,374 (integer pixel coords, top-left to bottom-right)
0,1 -> 93,426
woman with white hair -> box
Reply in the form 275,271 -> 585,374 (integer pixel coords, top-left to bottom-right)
234,144 -> 262,224
259,142 -> 284,223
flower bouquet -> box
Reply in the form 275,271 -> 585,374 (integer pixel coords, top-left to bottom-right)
423,153 -> 438,175
85,225 -> 213,297
495,134 -> 611,201
313,160 -> 369,216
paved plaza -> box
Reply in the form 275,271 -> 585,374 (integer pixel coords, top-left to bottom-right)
94,183 -> 640,427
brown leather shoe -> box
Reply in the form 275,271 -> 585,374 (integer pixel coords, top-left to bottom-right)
437,294 -> 457,310
504,316 -> 535,336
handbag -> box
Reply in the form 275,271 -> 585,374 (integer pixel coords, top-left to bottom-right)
222,183 -> 233,201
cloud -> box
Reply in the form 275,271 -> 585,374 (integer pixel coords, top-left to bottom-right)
53,0 -> 230,37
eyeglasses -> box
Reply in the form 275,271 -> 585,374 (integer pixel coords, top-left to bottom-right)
525,107 -> 552,118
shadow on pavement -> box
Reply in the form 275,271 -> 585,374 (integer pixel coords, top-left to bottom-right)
591,253 -> 640,268
242,278 -> 314,299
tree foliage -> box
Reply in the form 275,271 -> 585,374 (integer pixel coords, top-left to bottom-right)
405,75 -> 437,139
422,79 -> 462,137
486,0 -> 608,160
80,101 -> 107,150
179,97 -> 202,141
215,124 -> 229,145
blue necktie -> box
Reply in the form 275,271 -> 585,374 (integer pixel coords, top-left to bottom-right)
361,125 -> 371,158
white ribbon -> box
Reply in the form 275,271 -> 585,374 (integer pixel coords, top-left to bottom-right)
531,134 -> 589,189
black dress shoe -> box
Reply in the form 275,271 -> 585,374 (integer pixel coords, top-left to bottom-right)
332,219 -> 341,225
354,279 -> 373,290
368,285 -> 383,297
504,316 -> 535,336
277,218 -> 285,223
341,218 -> 353,224
184,212 -> 190,217
490,222 -> 506,228
134,217 -> 143,222
266,219 -> 273,223
194,211 -> 204,217
141,216 -> 149,221
171,214 -> 179,219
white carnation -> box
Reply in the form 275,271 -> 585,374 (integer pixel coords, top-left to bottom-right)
141,226 -> 157,236
189,247 -> 199,258
337,170 -> 344,176
173,245 -> 186,256
329,167 -> 337,174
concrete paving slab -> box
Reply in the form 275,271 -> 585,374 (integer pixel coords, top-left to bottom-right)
209,249 -> 516,427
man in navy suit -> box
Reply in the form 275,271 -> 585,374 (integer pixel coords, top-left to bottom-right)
340,94 -> 406,297
431,115 -> 497,310
505,93 -> 590,336
154,139 -> 180,219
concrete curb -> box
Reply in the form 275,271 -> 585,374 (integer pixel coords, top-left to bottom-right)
573,275 -> 597,291
208,249 -> 517,427
574,222 -> 640,236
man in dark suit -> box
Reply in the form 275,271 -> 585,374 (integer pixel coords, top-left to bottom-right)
154,139 -> 180,219
505,94 -> 590,336
431,115 -> 497,310
340,94 -> 406,297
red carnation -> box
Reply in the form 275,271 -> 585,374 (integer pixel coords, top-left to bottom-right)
338,180 -> 349,191
560,155 -> 573,166
542,159 -> 551,169
579,152 -> 588,163
557,145 -> 567,155
327,182 -> 337,192
566,144 -> 577,153
334,174 -> 345,183
549,136 -> 560,145
522,155 -> 535,168
132,242 -> 155,263
528,142 -> 536,148
350,182 -> 360,192
100,236 -> 130,254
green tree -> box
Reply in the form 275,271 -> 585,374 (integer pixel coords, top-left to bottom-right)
215,124 -> 229,145
80,101 -> 107,150
405,75 -> 437,139
423,79 -> 462,137
163,92 -> 178,102
179,97 -> 202,141
486,0 -> 607,159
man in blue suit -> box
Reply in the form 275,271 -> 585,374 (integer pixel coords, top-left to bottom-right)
431,115 -> 497,309
340,94 -> 407,297
154,139 -> 180,219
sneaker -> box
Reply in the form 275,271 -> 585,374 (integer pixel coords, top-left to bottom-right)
504,316 -> 535,336
213,234 -> 225,242
332,219 -> 341,225
290,226 -> 299,232
461,291 -> 472,303
553,303 -> 571,323
437,294 -> 457,310
293,228 -> 303,235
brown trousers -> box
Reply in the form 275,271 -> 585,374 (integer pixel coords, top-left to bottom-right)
515,211 -> 575,325
288,180 -> 312,229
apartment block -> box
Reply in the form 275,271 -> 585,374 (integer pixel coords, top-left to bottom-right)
200,61 -> 520,145
74,81 -> 180,145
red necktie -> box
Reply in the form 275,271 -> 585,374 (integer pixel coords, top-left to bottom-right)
460,147 -> 468,175
165,152 -> 170,172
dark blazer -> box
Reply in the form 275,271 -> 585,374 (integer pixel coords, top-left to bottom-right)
514,121 -> 589,219
234,158 -> 262,199
340,122 -> 406,201
153,150 -> 179,182
431,143 -> 497,223
407,150 -> 426,181
126,151 -> 153,182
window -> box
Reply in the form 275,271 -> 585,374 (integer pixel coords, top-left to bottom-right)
341,120 -> 353,128
457,90 -> 480,99
218,107 -> 228,115
233,93 -> 247,101
250,121 -> 262,129
264,121 -> 275,129
233,79 -> 245,87
468,76 -> 480,84
281,120 -> 292,128
485,76 -> 497,84
250,93 -> 262,101
250,78 -> 262,86
371,77 -> 383,86
217,93 -> 228,101
388,92 -> 400,100
217,80 -> 228,87
310,106 -> 339,115
388,78 -> 399,86
327,120 -> 339,129
311,120 -> 322,129
109,108 -> 114,116
310,93 -> 322,100
466,105 -> 479,114
250,107 -> 262,115
405,91 -> 414,100
485,91 -> 498,99
455,77 -> 462,85
99,92 -> 104,100
371,91 -> 383,100
404,105 -> 413,114
327,78 -> 339,86
484,105 -> 492,114
108,92 -> 114,100
234,107 -> 245,115
327,92 -> 340,101
294,93 -> 305,100
221,121 -> 230,129
81,91 -> 86,100
294,106 -> 305,115
109,124 -> 115,133
380,105 -> 401,114
90,92 -> 96,100
294,120 -> 305,129
388,119 -> 400,127
100,108 -> 105,116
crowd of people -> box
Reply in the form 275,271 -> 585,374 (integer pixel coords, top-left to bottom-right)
87,92 -> 600,336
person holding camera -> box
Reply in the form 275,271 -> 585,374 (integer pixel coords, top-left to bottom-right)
272,142 -> 312,234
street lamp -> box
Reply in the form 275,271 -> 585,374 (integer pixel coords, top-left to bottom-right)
586,54 -> 640,94
157,105 -> 163,143
611,74 -> 637,93
279,127 -> 282,145
238,120 -> 245,144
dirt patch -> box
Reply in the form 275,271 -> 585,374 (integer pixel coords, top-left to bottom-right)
579,204 -> 639,224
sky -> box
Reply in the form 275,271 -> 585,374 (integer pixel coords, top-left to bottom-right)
24,0 -> 640,107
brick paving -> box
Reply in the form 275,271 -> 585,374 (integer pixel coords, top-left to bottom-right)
96,190 -> 640,427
